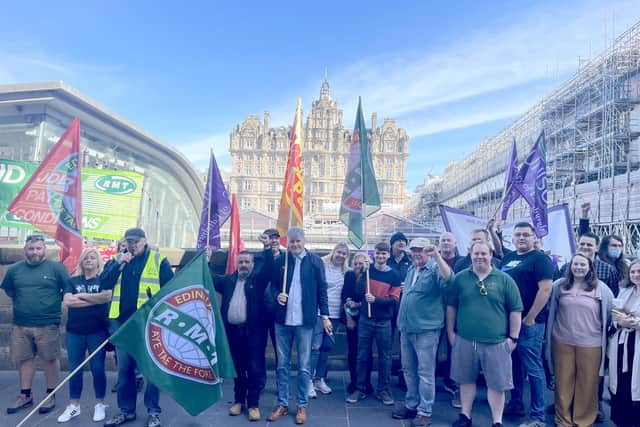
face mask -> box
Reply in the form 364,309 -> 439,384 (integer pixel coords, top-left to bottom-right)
607,247 -> 622,259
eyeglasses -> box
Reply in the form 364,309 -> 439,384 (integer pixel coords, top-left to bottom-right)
25,234 -> 45,242
513,233 -> 534,238
477,280 -> 488,296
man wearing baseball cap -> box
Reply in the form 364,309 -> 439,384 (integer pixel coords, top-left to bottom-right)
392,237 -> 453,426
102,228 -> 174,427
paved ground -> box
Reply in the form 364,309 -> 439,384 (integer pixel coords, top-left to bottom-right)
0,370 -> 615,427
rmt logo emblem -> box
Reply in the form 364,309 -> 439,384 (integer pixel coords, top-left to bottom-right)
146,286 -> 219,384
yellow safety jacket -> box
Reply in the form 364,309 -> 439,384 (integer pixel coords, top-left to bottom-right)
108,249 -> 165,319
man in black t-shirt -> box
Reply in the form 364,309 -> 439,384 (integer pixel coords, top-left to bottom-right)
501,222 -> 553,426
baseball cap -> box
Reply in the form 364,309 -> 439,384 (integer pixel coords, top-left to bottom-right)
124,228 -> 146,241
409,237 -> 431,249
264,228 -> 280,238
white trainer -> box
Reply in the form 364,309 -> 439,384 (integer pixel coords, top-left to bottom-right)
308,379 -> 317,399
93,402 -> 107,422
57,404 -> 81,423
314,378 -> 332,394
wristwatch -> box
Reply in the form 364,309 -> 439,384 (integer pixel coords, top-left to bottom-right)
508,336 -> 519,343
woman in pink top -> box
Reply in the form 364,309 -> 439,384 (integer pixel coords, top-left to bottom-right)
545,253 -> 613,427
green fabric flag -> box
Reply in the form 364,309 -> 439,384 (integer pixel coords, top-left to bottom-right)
109,252 -> 236,416
339,97 -> 381,248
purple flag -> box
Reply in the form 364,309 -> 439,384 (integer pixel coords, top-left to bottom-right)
500,137 -> 519,220
514,130 -> 548,237
197,151 -> 231,250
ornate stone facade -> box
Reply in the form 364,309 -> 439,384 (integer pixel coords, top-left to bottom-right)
229,79 -> 409,224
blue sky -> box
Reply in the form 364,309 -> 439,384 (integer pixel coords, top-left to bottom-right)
1,0 -> 638,191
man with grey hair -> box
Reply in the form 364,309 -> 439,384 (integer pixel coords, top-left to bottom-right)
265,227 -> 331,425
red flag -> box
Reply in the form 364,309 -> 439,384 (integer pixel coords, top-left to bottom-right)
276,97 -> 304,245
8,118 -> 83,271
225,194 -> 245,274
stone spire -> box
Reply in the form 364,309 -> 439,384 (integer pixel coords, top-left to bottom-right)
320,68 -> 331,101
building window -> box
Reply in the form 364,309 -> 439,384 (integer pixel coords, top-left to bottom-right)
268,182 -> 276,192
267,199 -> 276,213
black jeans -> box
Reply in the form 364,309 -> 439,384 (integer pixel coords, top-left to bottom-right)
226,323 -> 267,408
357,317 -> 392,393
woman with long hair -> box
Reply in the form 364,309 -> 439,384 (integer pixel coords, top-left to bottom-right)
608,258 -> 640,427
545,253 -> 613,427
309,242 -> 350,397
57,249 -> 113,423
341,252 -> 373,394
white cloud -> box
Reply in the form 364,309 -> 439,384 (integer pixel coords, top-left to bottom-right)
172,131 -> 231,169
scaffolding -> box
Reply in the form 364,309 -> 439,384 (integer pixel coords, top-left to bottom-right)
420,20 -> 640,251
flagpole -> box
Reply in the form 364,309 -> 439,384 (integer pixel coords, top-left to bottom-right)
206,149 -> 213,251
16,339 -> 111,427
357,97 -> 372,318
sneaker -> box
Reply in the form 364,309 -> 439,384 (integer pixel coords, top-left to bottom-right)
104,412 -> 136,427
267,406 -> 288,422
57,404 -> 81,422
451,389 -> 462,408
6,394 -> 33,414
413,415 -> 432,427
147,413 -> 161,427
345,390 -> 366,404
517,420 -> 546,427
313,378 -> 332,394
93,403 -> 107,422
375,389 -> 394,406
248,407 -> 260,422
392,407 -> 417,419
504,402 -> 526,417
38,395 -> 56,414
452,413 -> 472,427
307,380 -> 317,399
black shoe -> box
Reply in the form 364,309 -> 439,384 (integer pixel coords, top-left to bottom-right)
392,407 -> 417,419
503,402 -> 526,417
38,395 -> 55,414
452,413 -> 472,427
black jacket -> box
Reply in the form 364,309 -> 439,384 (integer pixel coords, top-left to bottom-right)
212,270 -> 267,330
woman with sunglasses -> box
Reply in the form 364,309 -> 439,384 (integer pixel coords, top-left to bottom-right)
58,249 -> 113,423
608,258 -> 640,427
545,253 -> 613,427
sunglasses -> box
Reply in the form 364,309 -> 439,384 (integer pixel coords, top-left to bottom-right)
477,280 -> 488,296
25,234 -> 45,242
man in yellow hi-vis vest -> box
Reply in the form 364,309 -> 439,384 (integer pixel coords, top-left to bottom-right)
101,228 -> 173,427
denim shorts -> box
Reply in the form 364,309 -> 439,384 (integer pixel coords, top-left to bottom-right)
450,335 -> 513,391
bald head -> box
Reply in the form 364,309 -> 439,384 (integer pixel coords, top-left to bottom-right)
439,232 -> 457,258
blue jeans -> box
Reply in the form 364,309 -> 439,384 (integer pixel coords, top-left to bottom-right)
511,322 -> 546,421
357,317 -> 392,393
110,320 -> 160,415
275,323 -> 314,407
310,317 -> 338,379
65,330 -> 108,400
401,329 -> 440,417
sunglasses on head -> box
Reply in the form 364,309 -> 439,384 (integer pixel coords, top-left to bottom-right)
25,234 -> 45,242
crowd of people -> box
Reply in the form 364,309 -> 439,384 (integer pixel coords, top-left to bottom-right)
1,203 -> 639,427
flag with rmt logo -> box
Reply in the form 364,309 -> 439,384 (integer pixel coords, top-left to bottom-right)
109,252 -> 236,416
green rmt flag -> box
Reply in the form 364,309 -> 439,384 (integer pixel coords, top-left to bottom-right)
109,252 -> 236,416
340,97 -> 381,248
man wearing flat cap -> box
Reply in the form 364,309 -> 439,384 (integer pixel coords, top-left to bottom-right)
102,228 -> 174,427
392,238 -> 453,427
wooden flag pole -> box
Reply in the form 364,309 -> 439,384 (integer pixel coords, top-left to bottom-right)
16,339 -> 111,427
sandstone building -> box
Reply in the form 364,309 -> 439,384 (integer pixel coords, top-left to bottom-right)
229,79 -> 409,224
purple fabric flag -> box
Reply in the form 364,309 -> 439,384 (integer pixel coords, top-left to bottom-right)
514,130 -> 548,237
500,138 -> 519,220
197,151 -> 231,250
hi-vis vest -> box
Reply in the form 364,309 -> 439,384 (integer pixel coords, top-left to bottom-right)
108,249 -> 165,319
